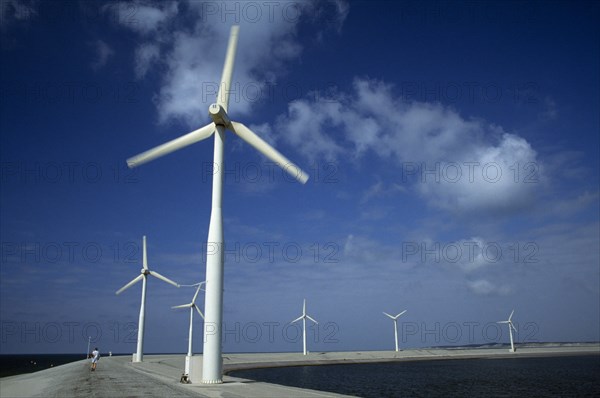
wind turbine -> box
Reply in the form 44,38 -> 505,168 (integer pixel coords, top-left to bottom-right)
291,299 -> 318,355
125,25 -> 308,383
172,282 -> 205,377
383,310 -> 407,352
116,235 -> 179,362
497,309 -> 517,352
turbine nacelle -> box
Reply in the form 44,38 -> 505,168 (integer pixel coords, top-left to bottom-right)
209,103 -> 231,127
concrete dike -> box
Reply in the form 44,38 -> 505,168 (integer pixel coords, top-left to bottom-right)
1,344 -> 598,397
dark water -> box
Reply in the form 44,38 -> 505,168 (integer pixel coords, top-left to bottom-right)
0,354 -> 85,378
230,355 -> 600,397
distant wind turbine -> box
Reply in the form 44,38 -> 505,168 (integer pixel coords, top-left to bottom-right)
172,282 -> 205,377
125,25 -> 308,383
383,310 -> 407,352
497,309 -> 517,352
291,299 -> 318,355
116,235 -> 179,362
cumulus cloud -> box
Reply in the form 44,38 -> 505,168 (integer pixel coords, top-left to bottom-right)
539,96 -> 558,121
342,234 -> 415,273
0,0 -> 37,28
360,181 -> 406,204
128,1 -> 178,35
276,78 -> 543,214
417,133 -> 540,214
467,279 -> 512,296
134,43 -> 160,79
102,1 -> 178,35
90,40 -> 114,71
447,237 -> 495,273
277,100 -> 346,161
106,0 -> 348,126
0,0 -> 37,49
248,122 -> 275,146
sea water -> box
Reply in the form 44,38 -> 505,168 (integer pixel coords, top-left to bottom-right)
0,354 -> 86,378
230,355 -> 600,397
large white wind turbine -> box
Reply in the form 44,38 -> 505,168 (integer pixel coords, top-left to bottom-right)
116,235 -> 180,362
172,282 -> 205,377
291,299 -> 318,356
383,310 -> 407,352
497,309 -> 517,352
125,26 -> 308,383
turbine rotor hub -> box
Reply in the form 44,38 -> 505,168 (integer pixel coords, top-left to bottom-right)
141,269 -> 149,275
209,103 -> 231,127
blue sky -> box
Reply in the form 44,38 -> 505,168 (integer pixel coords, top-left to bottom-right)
1,1 -> 598,355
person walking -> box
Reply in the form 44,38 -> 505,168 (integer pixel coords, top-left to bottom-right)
90,347 -> 99,371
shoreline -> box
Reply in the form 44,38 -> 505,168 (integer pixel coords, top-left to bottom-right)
2,343 -> 599,378
224,349 -> 600,374
222,344 -> 600,373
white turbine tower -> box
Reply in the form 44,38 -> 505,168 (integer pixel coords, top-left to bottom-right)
116,235 -> 180,362
172,282 -> 205,377
497,309 -> 517,352
291,299 -> 318,356
125,26 -> 308,383
383,310 -> 407,352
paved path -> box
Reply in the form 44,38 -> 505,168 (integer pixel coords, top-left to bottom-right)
1,358 -> 198,398
0,355 -> 350,398
1,345 -> 598,398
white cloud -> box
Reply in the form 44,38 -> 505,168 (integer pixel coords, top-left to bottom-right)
303,0 -> 350,35
0,0 -> 37,28
276,100 -> 345,162
90,40 -> 114,71
134,43 -> 160,79
360,181 -> 406,204
276,78 -> 543,214
540,96 -> 558,121
107,0 -> 349,127
549,191 -> 599,217
248,122 -> 275,146
417,133 -> 540,214
342,234 -> 417,274
130,2 -> 179,35
450,237 -> 493,273
467,279 -> 512,296
104,1 -> 178,35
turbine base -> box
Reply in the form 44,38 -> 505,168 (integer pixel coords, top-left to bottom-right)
201,379 -> 223,384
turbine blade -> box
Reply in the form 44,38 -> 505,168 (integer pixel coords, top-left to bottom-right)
511,323 -> 517,332
291,315 -> 303,324
142,235 -> 148,270
191,283 -> 204,303
194,305 -> 205,320
172,303 -> 193,309
509,309 -> 515,321
306,315 -> 318,324
397,310 -> 407,317
383,312 -> 395,320
217,25 -> 240,110
148,270 -> 179,287
126,123 -> 215,168
116,274 -> 143,295
497,321 -> 509,324
230,121 -> 309,184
